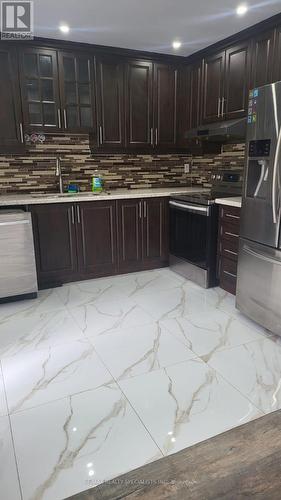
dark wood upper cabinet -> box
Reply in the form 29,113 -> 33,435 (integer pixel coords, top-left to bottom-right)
250,29 -> 275,88
142,197 -> 169,269
96,56 -> 125,149
31,203 -> 78,287
0,46 -> 24,153
117,199 -> 143,273
125,59 -> 153,150
59,51 -> 96,132
77,201 -> 118,278
202,51 -> 225,124
154,63 -> 178,148
19,47 -> 61,131
224,41 -> 251,119
189,61 -> 202,129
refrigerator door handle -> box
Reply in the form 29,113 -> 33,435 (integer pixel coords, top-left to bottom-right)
272,127 -> 281,224
243,244 -> 281,266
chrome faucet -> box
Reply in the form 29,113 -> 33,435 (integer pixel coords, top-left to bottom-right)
55,156 -> 63,194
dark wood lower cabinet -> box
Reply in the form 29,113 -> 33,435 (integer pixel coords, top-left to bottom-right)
217,205 -> 241,295
142,197 -> 169,269
31,197 -> 169,288
31,203 -> 78,287
77,201 -> 118,278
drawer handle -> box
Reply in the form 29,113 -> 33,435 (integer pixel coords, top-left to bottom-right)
224,249 -> 238,256
223,270 -> 237,278
225,231 -> 239,238
225,214 -> 240,220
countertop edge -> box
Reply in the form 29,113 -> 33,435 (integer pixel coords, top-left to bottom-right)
215,197 -> 242,208
0,187 -> 208,207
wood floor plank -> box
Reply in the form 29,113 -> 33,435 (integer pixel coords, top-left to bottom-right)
67,411 -> 281,500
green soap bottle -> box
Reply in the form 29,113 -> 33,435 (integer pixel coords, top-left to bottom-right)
92,170 -> 103,193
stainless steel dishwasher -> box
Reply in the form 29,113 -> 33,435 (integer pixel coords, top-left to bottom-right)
0,210 -> 38,301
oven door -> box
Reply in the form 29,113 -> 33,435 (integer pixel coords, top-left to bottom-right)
169,200 -> 210,269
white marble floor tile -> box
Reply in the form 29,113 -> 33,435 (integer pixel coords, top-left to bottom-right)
134,285 -> 212,322
208,338 -> 281,414
110,269 -> 182,299
0,288 -> 65,322
0,308 -> 85,359
56,277 -> 127,309
0,366 -> 7,416
11,384 -> 162,500
161,308 -> 263,362
3,339 -> 113,414
69,297 -> 153,338
120,359 -> 262,456
93,322 -> 197,381
0,415 -> 22,500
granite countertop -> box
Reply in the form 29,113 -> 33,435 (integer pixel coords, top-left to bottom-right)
0,186 -> 208,206
215,197 -> 242,208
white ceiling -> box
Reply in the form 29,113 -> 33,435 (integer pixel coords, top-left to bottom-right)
33,0 -> 281,56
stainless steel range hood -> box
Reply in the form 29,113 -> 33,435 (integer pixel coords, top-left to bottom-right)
185,118 -> 246,142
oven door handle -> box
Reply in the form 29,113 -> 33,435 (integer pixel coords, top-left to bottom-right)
169,200 -> 210,216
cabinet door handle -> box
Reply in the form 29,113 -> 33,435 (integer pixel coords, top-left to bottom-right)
225,213 -> 240,220
57,109 -> 62,128
225,231 -> 239,238
155,128 -> 158,145
150,128 -> 153,146
144,200 -> 147,218
139,201 -> 142,219
225,249 -> 238,256
19,123 -> 24,143
63,109 -> 67,128
77,205 -> 81,224
223,270 -> 237,279
221,97 -> 225,116
217,98 -> 221,117
71,206 -> 75,225
99,126 -> 103,145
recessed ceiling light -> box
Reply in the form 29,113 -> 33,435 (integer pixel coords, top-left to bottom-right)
236,4 -> 248,16
172,40 -> 182,50
59,24 -> 70,34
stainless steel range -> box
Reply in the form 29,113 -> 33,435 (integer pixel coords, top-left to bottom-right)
236,81 -> 281,336
169,171 -> 242,288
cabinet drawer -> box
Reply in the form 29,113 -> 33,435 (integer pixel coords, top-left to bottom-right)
220,220 -> 240,241
220,205 -> 241,226
220,237 -> 239,260
220,256 -> 237,295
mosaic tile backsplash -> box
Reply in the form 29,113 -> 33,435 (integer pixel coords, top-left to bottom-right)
0,134 -> 245,193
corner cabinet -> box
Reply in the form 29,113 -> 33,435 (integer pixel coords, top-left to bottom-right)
31,197 -> 169,288
202,51 -> 225,124
0,46 -> 24,153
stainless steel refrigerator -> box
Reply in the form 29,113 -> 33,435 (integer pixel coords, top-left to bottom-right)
236,81 -> 281,336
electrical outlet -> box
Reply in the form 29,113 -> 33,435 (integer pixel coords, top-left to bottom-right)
184,163 -> 190,174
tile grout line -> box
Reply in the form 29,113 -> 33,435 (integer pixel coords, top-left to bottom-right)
0,360 -> 24,500
203,357 -> 266,417
87,338 -> 165,459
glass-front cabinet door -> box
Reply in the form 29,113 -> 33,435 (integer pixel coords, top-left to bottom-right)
19,48 -> 61,130
59,52 -> 96,132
